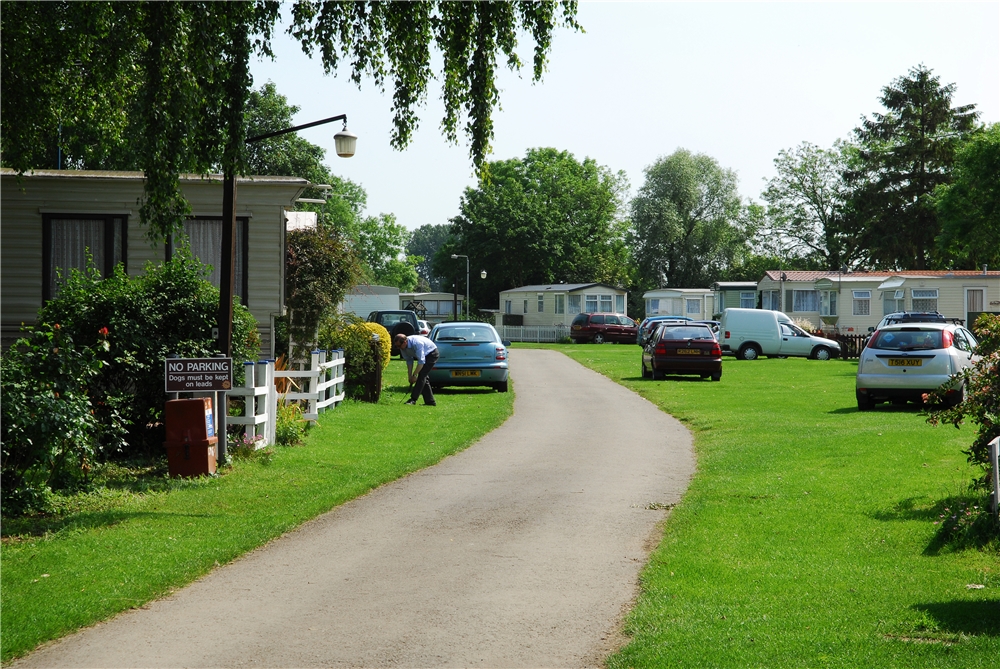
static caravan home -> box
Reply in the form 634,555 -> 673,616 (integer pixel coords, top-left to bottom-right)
497,283 -> 629,327
1,168 -> 308,356
756,270 -> 1000,333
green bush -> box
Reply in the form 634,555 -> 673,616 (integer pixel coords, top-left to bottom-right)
0,323 -> 125,515
274,401 -> 306,446
318,314 -> 390,399
31,250 -> 259,455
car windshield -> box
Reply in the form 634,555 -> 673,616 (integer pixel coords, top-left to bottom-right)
659,326 -> 714,340
870,329 -> 943,351
433,325 -> 498,342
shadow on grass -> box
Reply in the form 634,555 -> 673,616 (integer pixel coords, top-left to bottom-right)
2,509 -> 218,540
640,375 -> 717,383
912,600 -> 1000,636
871,494 -> 999,554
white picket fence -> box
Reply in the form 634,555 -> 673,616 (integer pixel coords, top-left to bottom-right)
275,349 -> 346,421
227,350 -> 346,449
500,324 -> 571,343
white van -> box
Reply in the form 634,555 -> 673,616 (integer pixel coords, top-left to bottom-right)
720,308 -> 841,360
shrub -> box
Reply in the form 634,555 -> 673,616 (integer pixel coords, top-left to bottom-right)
927,313 -> 1000,491
318,314 -> 390,399
274,401 -> 306,446
1,323 -> 126,515
33,250 -> 259,456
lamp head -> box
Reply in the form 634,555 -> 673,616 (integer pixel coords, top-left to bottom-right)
480,270 -> 487,279
334,124 -> 357,158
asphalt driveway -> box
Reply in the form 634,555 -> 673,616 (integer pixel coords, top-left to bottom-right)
15,348 -> 695,668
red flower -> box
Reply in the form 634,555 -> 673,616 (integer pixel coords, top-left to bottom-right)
99,326 -> 110,338
53,323 -> 61,330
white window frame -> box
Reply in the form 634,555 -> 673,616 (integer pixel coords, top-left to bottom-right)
648,298 -> 660,314
600,294 -> 614,313
523,299 -> 528,314
762,290 -> 780,311
615,294 -> 625,314
740,291 -> 756,309
504,300 -> 512,314
585,294 -> 598,312
568,295 -> 582,314
686,298 -> 701,315
554,294 -> 565,315
883,289 -> 905,315
852,290 -> 871,316
537,293 -> 545,313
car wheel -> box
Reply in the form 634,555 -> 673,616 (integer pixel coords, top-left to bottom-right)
593,333 -> 605,344
737,344 -> 760,361
495,380 -> 509,393
700,373 -> 710,379
711,371 -> 722,382
856,390 -> 875,412
812,346 -> 832,361
652,368 -> 665,380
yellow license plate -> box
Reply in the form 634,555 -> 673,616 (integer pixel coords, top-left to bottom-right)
676,349 -> 700,355
451,370 -> 481,377
888,358 -> 922,367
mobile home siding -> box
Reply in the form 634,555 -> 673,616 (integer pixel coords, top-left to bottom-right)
1,170 -> 305,353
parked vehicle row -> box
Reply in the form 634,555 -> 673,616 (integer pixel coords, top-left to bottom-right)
641,322 -> 722,381
570,312 -> 638,344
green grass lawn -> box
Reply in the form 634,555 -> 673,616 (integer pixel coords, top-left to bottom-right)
0,360 -> 514,663
526,342 -> 999,668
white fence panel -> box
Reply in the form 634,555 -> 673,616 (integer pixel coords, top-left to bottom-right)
228,360 -> 277,448
500,324 -> 570,343
275,349 -> 346,421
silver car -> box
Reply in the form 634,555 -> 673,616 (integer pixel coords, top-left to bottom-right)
428,322 -> 510,393
856,322 -> 979,410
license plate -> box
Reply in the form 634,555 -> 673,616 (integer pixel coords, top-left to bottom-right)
451,370 -> 481,377
888,358 -> 922,367
676,349 -> 700,355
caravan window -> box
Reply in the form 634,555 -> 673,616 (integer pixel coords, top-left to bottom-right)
168,217 -> 248,304
44,214 -> 127,300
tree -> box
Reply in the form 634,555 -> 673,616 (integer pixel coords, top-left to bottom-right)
285,226 -> 363,355
761,141 -> 860,270
346,213 -> 420,291
630,149 -> 748,289
934,123 -> 1000,269
439,148 -> 630,308
407,223 -> 454,291
2,1 -> 580,240
844,65 -> 979,270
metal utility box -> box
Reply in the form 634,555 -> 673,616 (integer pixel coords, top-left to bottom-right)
164,397 -> 218,477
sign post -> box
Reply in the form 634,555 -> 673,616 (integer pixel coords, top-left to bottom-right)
165,357 -> 233,464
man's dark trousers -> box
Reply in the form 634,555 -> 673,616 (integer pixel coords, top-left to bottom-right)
411,350 -> 439,404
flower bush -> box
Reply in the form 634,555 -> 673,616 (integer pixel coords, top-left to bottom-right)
927,313 -> 1000,491
275,401 -> 306,446
35,250 -> 259,455
317,314 -> 390,400
1,323 -> 126,515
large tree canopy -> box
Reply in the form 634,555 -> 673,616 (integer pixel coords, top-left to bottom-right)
407,223 -> 454,291
844,65 -> 978,270
1,1 -> 579,240
630,149 -> 748,289
439,147 -> 630,308
761,140 -> 860,271
933,123 -> 1000,269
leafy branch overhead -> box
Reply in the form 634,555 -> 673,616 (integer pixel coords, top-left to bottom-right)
0,1 -> 580,240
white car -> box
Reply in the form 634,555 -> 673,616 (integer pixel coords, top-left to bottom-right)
417,320 -> 431,336
856,322 -> 980,410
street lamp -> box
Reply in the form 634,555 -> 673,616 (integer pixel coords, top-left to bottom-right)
481,269 -> 487,280
451,253 -> 469,320
217,115 -> 356,357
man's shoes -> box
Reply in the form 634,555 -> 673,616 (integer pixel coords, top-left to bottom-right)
405,400 -> 416,405
426,402 -> 437,406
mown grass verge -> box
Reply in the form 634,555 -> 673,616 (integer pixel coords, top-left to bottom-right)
1,360 -> 513,662
520,343 -> 998,668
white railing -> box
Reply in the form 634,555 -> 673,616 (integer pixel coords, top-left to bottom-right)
274,349 -> 346,421
500,324 -> 570,343
228,360 -> 278,448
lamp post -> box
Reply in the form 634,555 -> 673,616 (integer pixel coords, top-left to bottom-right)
217,115 -> 356,357
451,253 -> 469,320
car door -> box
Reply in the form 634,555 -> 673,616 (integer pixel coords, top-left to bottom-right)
953,327 -> 980,372
778,323 -> 813,357
603,314 -> 624,341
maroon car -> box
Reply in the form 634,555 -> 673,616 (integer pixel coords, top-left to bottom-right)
570,313 -> 638,344
641,323 -> 722,381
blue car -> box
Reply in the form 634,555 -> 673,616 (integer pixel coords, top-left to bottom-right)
428,322 -> 510,393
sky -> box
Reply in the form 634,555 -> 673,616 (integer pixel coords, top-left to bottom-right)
251,2 -> 1000,232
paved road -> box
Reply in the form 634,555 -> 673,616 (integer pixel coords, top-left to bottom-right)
16,348 -> 695,668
